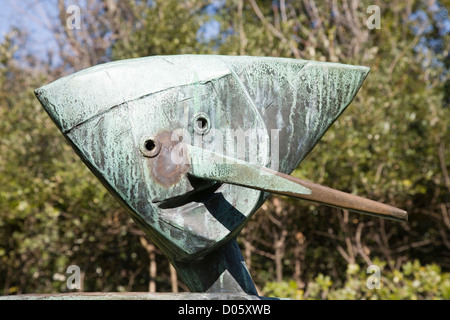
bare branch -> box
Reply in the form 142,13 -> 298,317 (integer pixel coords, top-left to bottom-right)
337,245 -> 353,264
356,222 -> 372,265
248,0 -> 284,39
438,142 -> 450,193
441,203 -> 450,230
394,239 -> 434,253
238,0 -> 248,55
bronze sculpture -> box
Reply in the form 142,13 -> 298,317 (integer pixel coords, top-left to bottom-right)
33,55 -> 407,297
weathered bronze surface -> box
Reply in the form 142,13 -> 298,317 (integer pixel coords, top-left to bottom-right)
33,55 -> 407,297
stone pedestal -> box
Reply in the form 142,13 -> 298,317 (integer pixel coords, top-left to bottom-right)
0,292 -> 262,300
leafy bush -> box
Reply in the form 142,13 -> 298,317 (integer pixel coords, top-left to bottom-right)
262,260 -> 450,300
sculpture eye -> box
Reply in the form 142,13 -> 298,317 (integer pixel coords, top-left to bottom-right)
145,140 -> 156,151
140,136 -> 161,157
193,113 -> 210,135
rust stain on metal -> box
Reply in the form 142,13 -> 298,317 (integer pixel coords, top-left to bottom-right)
150,131 -> 189,188
272,172 -> 408,222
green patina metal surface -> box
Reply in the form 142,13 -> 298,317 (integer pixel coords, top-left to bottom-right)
186,144 -> 311,195
34,55 -> 376,295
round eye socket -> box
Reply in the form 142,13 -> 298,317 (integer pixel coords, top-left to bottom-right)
197,117 -> 208,130
193,113 -> 210,135
145,140 -> 156,151
140,136 -> 161,157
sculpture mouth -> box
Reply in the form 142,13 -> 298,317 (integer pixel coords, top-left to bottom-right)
155,180 -> 223,209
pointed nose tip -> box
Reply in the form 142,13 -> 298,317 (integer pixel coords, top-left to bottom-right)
359,65 -> 370,79
34,64 -> 128,133
34,87 -> 48,107
35,86 -> 64,132
395,208 -> 408,222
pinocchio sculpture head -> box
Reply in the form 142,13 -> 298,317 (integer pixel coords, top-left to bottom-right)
35,55 -> 407,296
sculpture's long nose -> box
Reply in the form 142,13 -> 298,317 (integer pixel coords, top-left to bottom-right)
183,144 -> 408,222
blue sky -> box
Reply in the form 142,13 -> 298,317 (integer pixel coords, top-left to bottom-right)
0,0 -> 59,59
0,0 -> 222,62
0,1 -> 20,39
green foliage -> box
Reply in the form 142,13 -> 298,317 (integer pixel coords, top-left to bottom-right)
0,31 -> 162,295
263,280 -> 301,300
263,260 -> 450,300
111,0 -> 214,60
